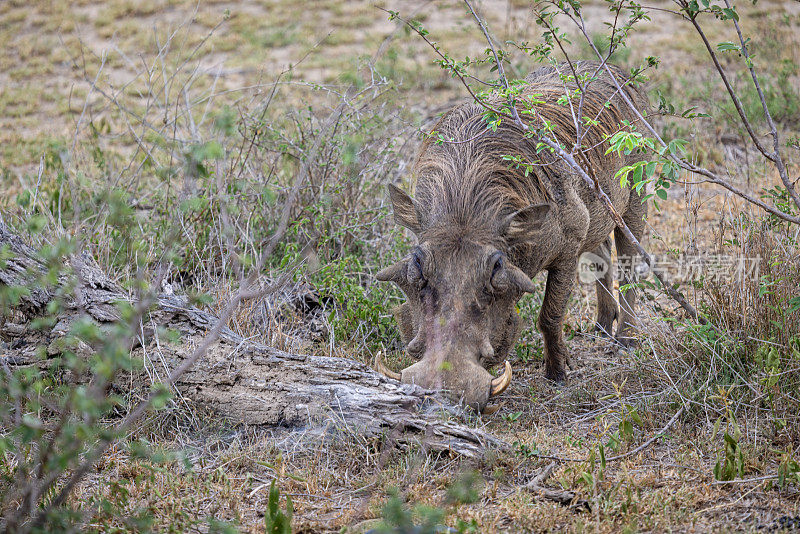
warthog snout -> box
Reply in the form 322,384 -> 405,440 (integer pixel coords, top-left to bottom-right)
399,357 -> 513,410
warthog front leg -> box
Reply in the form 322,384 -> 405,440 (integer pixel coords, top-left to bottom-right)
538,258 -> 578,383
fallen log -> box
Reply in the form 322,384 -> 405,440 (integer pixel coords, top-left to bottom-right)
0,223 -> 503,458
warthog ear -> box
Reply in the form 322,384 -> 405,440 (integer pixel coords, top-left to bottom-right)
388,184 -> 422,234
499,203 -> 551,244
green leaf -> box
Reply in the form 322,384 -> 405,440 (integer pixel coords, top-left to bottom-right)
599,443 -> 606,470
717,42 -> 739,52
620,420 -> 634,441
645,161 -> 657,179
629,407 -> 643,426
722,7 -> 739,21
633,163 -> 644,184
615,165 -> 635,187
265,480 -> 292,533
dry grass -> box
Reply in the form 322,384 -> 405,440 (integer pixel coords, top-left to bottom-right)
2,0 -> 800,532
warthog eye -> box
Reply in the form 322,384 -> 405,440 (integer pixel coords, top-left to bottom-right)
407,251 -> 427,289
488,251 -> 536,294
489,251 -> 505,289
492,255 -> 503,277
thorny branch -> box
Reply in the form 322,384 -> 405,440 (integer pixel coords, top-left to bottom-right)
559,0 -> 800,225
682,7 -> 770,159
720,0 -> 800,212
463,0 -> 527,128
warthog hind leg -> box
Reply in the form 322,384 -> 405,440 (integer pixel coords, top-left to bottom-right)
614,192 -> 647,347
592,236 -> 618,337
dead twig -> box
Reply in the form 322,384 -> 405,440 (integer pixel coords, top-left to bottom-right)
711,474 -> 781,485
525,461 -> 590,510
605,406 -> 684,462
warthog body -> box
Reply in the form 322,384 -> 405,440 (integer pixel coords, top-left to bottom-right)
377,61 -> 648,410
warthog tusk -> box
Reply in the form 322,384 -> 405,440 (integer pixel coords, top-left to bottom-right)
374,352 -> 401,381
482,402 -> 504,416
490,361 -> 512,396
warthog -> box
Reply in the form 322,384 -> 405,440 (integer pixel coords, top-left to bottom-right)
376,61 -> 648,410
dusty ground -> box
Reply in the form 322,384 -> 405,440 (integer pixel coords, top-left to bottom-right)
2,0 -> 800,532
3,0 -> 796,170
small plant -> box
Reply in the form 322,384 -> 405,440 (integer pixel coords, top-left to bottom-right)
502,411 -> 522,423
617,405 -> 643,445
373,471 -> 482,534
713,432 -> 746,482
264,481 -> 293,534
513,440 -> 541,458
0,221 -> 169,531
373,490 -> 446,534
445,470 -> 482,506
776,453 -> 800,488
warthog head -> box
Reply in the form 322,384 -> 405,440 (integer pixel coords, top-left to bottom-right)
377,184 -> 550,410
